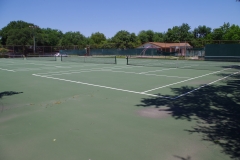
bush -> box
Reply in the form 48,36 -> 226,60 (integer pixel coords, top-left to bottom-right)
0,48 -> 9,53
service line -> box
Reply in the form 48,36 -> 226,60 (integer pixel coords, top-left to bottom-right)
32,74 -> 171,99
143,68 -> 231,93
43,69 -> 189,79
35,65 -> 137,75
172,70 -> 240,99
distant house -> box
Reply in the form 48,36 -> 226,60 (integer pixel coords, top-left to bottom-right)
137,42 -> 192,56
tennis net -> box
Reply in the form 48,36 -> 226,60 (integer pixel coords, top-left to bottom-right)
127,57 -> 240,71
61,55 -> 117,64
26,55 -> 56,61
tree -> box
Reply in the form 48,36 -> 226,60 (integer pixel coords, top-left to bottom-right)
60,31 -> 87,48
90,32 -> 106,44
210,22 -> 231,41
164,26 -> 181,42
0,20 -> 33,45
89,32 -> 107,48
211,28 -> 224,40
6,28 -> 31,45
223,24 -> 240,40
40,28 -> 63,46
138,31 -> 148,44
153,32 -> 165,42
112,30 -> 138,49
178,23 -> 193,41
164,23 -> 193,42
138,30 -> 156,43
193,25 -> 212,39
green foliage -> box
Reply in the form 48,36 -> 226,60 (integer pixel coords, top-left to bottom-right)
90,32 -> 106,44
6,28 -> 32,45
164,23 -> 193,42
88,32 -> 107,49
153,32 -> 164,42
40,28 -> 63,46
0,20 -> 240,50
138,30 -> 156,43
223,24 -> 240,40
61,31 -> 87,48
164,26 -> 181,42
112,30 -> 139,49
193,25 -> 212,39
0,47 -> 8,53
0,20 -> 33,45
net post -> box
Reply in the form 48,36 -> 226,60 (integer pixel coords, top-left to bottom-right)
126,56 -> 129,65
115,56 -> 117,64
61,55 -> 62,61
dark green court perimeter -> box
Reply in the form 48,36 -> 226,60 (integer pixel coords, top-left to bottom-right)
0,58 -> 239,160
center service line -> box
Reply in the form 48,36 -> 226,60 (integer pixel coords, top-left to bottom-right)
143,68 -> 231,93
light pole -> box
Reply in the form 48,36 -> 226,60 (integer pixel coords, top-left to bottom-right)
29,25 -> 39,54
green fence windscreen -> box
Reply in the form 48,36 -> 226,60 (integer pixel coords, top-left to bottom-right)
205,44 -> 240,57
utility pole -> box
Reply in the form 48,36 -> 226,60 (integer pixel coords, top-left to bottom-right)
29,25 -> 39,54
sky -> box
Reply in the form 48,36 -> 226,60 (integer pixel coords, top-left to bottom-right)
0,0 -> 240,38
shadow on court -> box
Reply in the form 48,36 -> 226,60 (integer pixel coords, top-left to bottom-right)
137,73 -> 240,159
173,155 -> 192,160
0,91 -> 23,99
0,91 -> 23,112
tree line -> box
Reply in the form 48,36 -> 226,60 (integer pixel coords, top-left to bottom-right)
0,20 -> 239,49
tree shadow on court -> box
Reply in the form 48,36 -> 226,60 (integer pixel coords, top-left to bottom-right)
173,155 -> 191,160
0,91 -> 23,99
137,73 -> 240,159
0,91 -> 23,112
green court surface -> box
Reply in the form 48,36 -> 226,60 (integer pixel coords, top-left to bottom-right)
0,58 -> 239,160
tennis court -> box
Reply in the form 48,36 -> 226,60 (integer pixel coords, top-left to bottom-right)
0,57 -> 239,160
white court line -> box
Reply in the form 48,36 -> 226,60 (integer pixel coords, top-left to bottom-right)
14,67 -> 65,71
32,74 -> 171,99
36,67 -> 120,75
54,66 -> 71,68
0,68 -> 15,72
139,64 -> 200,74
15,68 -> 42,71
143,68 -> 231,93
0,62 -> 54,67
139,68 -> 177,74
46,69 -> 112,76
172,71 -> 240,99
43,68 -> 189,79
32,69 -> 239,100
35,65 -> 141,75
105,70 -> 190,79
141,73 -> 190,79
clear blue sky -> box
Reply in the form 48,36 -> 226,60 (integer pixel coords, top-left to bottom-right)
0,0 -> 240,38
